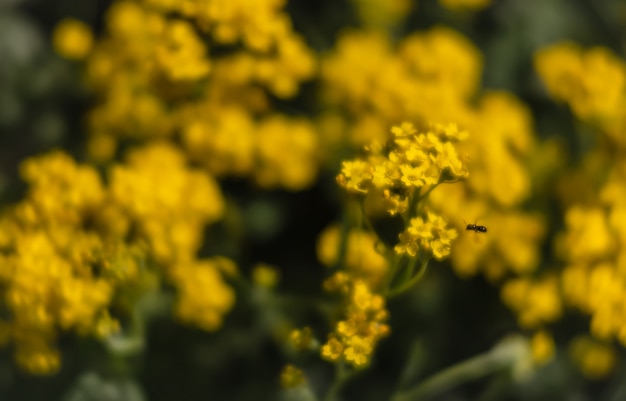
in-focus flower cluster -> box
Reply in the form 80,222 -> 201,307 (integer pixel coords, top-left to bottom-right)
395,212 -> 458,261
321,273 -> 390,368
337,122 -> 468,216
322,27 -> 543,282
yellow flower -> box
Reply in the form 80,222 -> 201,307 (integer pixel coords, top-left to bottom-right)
321,336 -> 343,361
344,336 -> 373,367
170,258 -> 236,331
289,327 -> 315,352
14,343 -> 61,375
254,117 -> 319,191
155,19 -> 211,81
339,122 -> 469,217
321,277 -> 389,367
408,217 -> 434,240
280,364 -> 307,389
570,337 -> 616,379
110,143 -> 224,264
394,232 -> 419,257
337,160 -> 372,194
399,164 -> 425,187
395,212 -> 457,260
557,207 -> 614,263
531,331 -> 555,366
53,18 -> 93,59
501,277 -> 562,329
535,42 -> 626,121
252,264 -> 280,289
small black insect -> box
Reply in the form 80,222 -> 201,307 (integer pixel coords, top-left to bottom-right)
464,221 -> 487,233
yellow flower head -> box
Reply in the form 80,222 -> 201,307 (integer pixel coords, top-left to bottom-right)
396,212 -> 457,260
321,277 -> 389,368
344,335 -> 373,367
170,258 -> 236,331
338,122 -> 469,217
280,364 -> 307,389
53,18 -> 93,59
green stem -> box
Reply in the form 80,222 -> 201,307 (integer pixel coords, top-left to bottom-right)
391,336 -> 529,401
333,200 -> 353,271
386,257 -> 429,298
358,199 -> 376,233
415,184 -> 439,217
323,362 -> 352,401
383,253 -> 404,294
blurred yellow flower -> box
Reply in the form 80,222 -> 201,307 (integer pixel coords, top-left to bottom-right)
570,337 -> 616,379
170,258 -> 236,331
280,364 -> 307,389
531,331 -> 555,366
53,18 -> 93,59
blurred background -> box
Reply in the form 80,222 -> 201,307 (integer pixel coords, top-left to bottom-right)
2,0 -> 626,400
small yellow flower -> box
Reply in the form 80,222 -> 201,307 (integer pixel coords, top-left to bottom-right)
394,232 -> 419,257
321,336 -> 343,361
431,239 -> 452,260
53,18 -> 93,59
170,258 -> 236,331
570,337 -> 616,379
344,336 -> 373,367
280,364 -> 306,389
531,331 -> 555,366
399,164 -> 425,188
289,327 -> 315,351
407,217 -> 434,240
337,160 -> 372,194
252,264 -> 280,289
391,121 -> 417,139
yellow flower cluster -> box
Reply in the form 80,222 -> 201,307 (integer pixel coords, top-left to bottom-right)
321,274 -> 389,368
337,122 -> 468,216
280,364 -> 307,389
53,18 -> 94,60
556,203 -> 626,344
535,43 -> 626,142
570,336 -> 616,379
0,145 -> 235,374
433,93 -> 544,280
535,43 -> 626,148
492,42 -> 626,377
531,331 -> 555,366
81,0 -> 318,190
322,27 -> 480,132
323,26 -> 543,281
110,143 -> 224,264
288,327 -> 315,352
0,152 -> 130,374
169,258 -> 236,331
395,212 -> 458,261
501,276 -> 562,329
